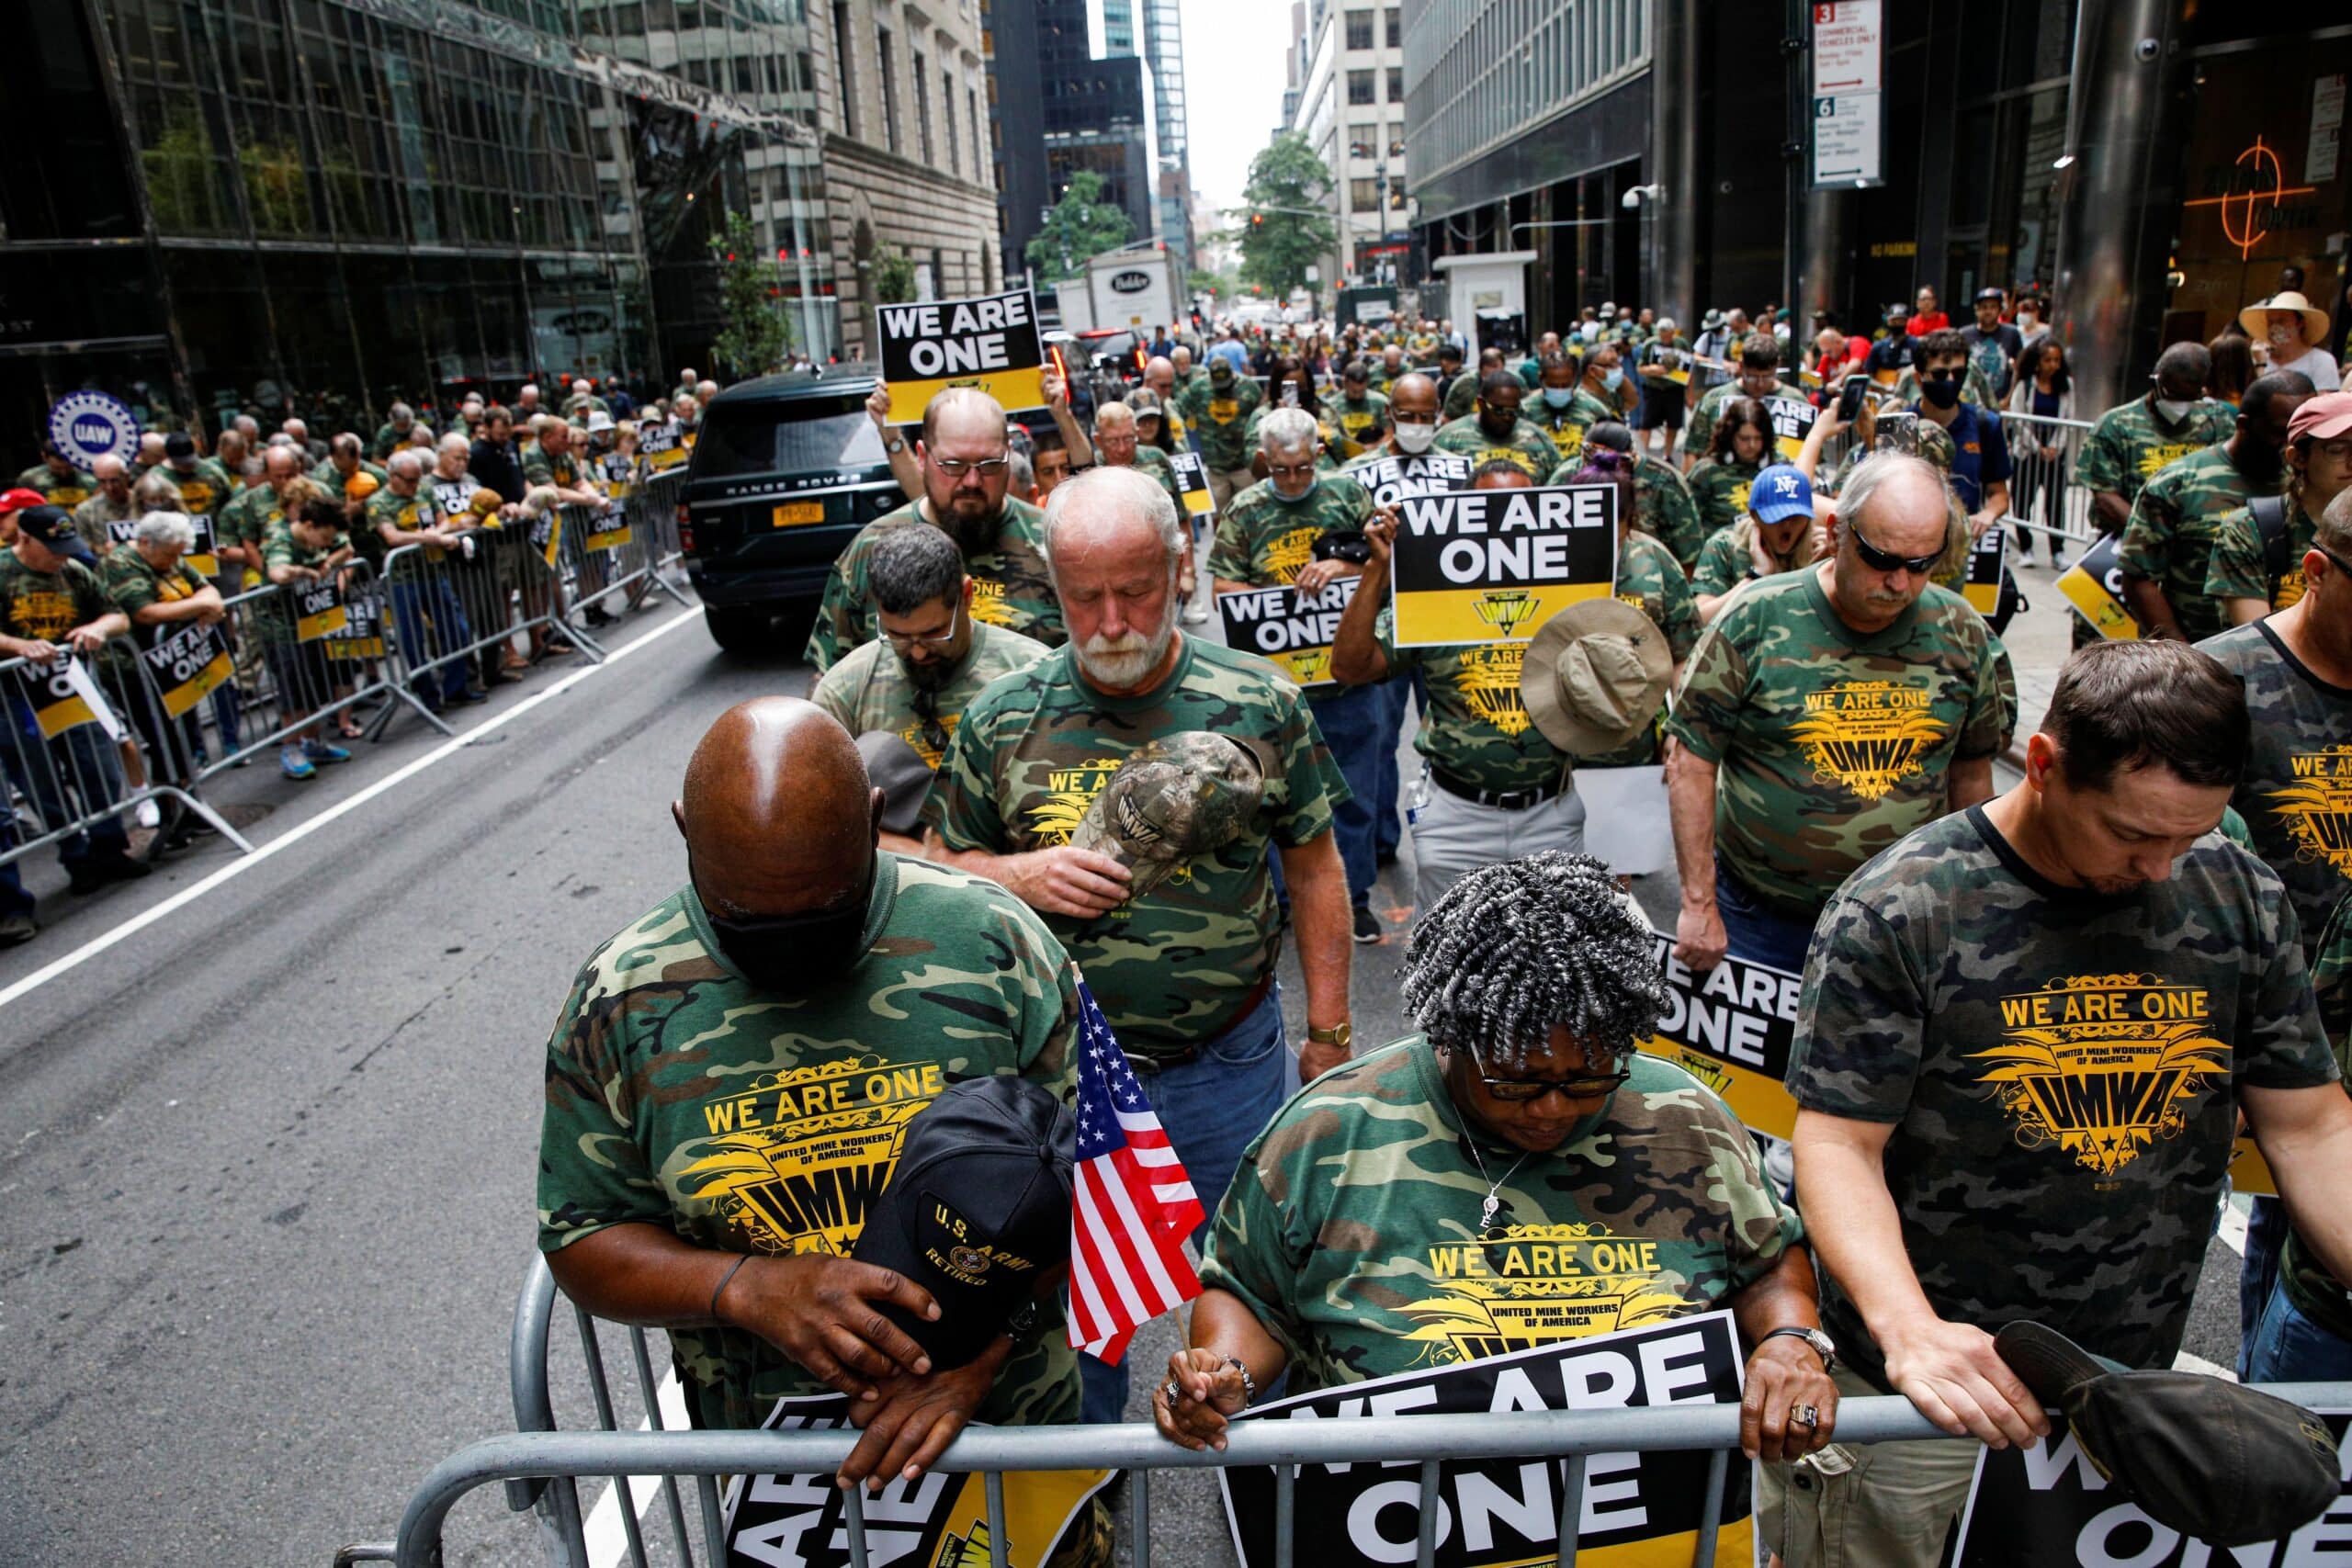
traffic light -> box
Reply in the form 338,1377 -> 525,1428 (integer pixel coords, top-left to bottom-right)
1250,211 -> 1264,229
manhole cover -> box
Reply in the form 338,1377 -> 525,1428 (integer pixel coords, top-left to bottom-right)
212,803 -> 275,829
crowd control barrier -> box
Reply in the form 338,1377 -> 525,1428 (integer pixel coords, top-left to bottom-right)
337,1256 -> 2352,1568
2001,412 -> 2103,553
552,472 -> 693,646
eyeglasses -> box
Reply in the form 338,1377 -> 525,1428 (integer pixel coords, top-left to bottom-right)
1266,461 -> 1319,479
1846,517 -> 1942,576
2314,542 -> 2352,581
881,599 -> 962,651
932,454 -> 1010,479
1456,1042 -> 1633,1100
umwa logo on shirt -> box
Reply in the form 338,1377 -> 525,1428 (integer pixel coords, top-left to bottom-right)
1406,1223 -> 1690,1364
1450,643 -> 1534,737
2268,745 -> 2352,878
1789,679 -> 1948,801
1974,975 -> 2227,1178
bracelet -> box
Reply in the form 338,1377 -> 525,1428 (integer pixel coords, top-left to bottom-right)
708,1255 -> 751,1320
1223,1354 -> 1259,1406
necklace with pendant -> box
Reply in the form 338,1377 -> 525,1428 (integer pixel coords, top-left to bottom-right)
1462,1135 -> 1532,1238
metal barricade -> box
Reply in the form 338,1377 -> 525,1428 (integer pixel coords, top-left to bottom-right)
379,517 -> 594,710
193,561 -> 450,778
338,1257 -> 2352,1568
554,472 -> 691,642
1,637 -> 254,873
2001,412 -> 2103,554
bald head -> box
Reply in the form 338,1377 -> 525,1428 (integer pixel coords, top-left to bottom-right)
674,697 -> 878,919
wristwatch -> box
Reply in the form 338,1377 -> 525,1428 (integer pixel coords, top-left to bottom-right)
1759,1325 -> 1837,1371
885,434 -> 907,454
1306,1021 -> 1352,1050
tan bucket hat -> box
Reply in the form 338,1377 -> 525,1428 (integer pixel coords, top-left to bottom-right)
2240,291 -> 2332,344
1520,597 -> 1675,757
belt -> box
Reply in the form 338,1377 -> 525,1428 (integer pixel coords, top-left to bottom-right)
1123,970 -> 1275,1072
1431,767 -> 1567,811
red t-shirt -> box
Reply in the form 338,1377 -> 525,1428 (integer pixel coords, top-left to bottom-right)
1905,311 -> 1951,336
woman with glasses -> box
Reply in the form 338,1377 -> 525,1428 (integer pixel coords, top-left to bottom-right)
1154,851 -> 1839,1472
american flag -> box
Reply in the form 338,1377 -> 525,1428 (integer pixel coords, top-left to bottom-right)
1068,973 -> 1204,1363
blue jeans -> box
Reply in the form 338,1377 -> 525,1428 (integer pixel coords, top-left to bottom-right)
1373,676 -> 1412,862
1079,978 -> 1291,1424
1307,682 -> 1384,906
2245,1270 -> 2352,1382
2238,1194 -> 2290,1375
390,579 -> 474,703
0,801 -> 33,918
1714,856 -> 1819,974
3,699 -> 129,868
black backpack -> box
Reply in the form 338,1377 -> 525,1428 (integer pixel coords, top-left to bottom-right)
2253,495 -> 2294,598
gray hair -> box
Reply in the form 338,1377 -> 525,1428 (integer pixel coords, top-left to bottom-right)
386,450 -> 424,479
1401,852 -> 1667,1069
133,472 -> 182,511
1257,406 -> 1320,457
867,523 -> 967,615
1008,450 -> 1035,494
134,510 -> 198,552
389,401 -> 414,423
437,432 -> 469,458
1042,465 -> 1183,580
1094,400 -> 1136,434
1837,451 -> 1944,541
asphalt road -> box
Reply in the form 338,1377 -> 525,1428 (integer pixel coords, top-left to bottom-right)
0,576 -> 2252,1568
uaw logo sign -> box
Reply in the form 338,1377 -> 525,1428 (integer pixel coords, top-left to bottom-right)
1975,975 -> 2228,1179
47,389 -> 140,468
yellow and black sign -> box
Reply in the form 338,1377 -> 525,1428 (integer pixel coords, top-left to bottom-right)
10,653 -> 103,739
140,623 -> 232,716
1216,578 -> 1357,689
185,514 -> 219,579
1348,451 -> 1473,508
1964,524 -> 2005,616
1387,484 -> 1618,648
1636,932 -> 1803,1139
639,424 -> 685,472
1168,449 -> 1215,517
1766,394 -> 1817,460
582,508 -> 633,554
2055,534 -> 2138,640
293,579 -> 348,642
322,592 -> 387,661
877,288 -> 1046,423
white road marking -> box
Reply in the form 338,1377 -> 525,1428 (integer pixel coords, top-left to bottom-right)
2219,1193 -> 2250,1258
0,607 -> 702,1015
584,1368 -> 693,1568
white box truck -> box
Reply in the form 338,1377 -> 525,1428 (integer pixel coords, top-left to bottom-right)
1049,247 -> 1181,335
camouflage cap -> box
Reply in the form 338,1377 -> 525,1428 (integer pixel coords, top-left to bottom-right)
1875,412 -> 1955,472
1070,732 -> 1266,900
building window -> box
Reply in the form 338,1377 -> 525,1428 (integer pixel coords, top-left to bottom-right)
914,53 -> 934,165
1385,64 -> 1403,102
832,2 -> 859,139
943,65 -> 960,175
1348,124 -> 1376,159
1344,8 -> 1373,49
1347,68 -> 1374,105
876,26 -> 901,153
1388,123 -> 1405,157
1350,178 -> 1378,209
1385,6 -> 1400,46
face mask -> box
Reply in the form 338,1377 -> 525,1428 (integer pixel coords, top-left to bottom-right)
704,863 -> 875,998
2154,397 -> 2194,424
2272,323 -> 2298,348
1270,477 -> 1317,503
1920,375 -> 1962,410
1542,387 -> 1574,409
2018,314 -> 2037,332
1393,420 -> 1436,454
1602,367 -> 1625,393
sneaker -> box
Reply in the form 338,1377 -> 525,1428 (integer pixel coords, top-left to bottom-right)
69,853 -> 153,894
135,798 -> 162,829
303,739 -> 353,765
1352,904 -> 1383,944
280,746 -> 317,780
448,686 -> 491,706
0,911 -> 34,947
2050,551 -> 2070,571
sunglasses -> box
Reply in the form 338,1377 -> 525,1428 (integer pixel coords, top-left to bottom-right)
932,454 -> 1010,479
1456,1043 -> 1633,1100
1846,517 -> 1942,576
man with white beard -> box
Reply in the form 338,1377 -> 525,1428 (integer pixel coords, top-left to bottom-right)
925,464 -> 1358,1425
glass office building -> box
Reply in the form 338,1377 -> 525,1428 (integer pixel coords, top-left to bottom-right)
3,0 -> 846,442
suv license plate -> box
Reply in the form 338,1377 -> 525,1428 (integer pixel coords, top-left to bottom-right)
772,501 -> 826,527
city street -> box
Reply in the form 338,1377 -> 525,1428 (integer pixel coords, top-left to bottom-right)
0,574 -> 2253,1567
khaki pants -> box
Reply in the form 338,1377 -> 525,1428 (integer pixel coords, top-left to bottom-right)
1408,767 -> 1587,915
1206,464 -> 1256,513
1758,1364 -> 1981,1568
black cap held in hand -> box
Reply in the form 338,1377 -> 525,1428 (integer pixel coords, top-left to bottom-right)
1996,1322 -> 2340,1546
852,1074 -> 1074,1371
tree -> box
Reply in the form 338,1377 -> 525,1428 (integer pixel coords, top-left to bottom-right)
1023,172 -> 1135,283
1236,132 -> 1338,299
707,210 -> 794,378
866,242 -> 920,307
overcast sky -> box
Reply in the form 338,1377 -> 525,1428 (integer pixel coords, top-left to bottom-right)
1179,0 -> 1292,216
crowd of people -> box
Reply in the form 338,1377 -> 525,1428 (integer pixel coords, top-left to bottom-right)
529,268 -> 2352,1568
0,372 -> 720,948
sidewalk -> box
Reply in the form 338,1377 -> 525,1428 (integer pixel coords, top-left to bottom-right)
1999,549 -> 2080,773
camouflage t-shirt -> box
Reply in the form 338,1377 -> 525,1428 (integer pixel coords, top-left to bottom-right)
72,492 -> 138,557
924,637 -> 1348,1055
1663,570 -> 2006,917
1177,375 -> 1264,470
0,551 -> 112,642
1685,457 -> 1761,539
1431,415 -> 1559,479
218,484 -> 288,561
1127,446 -> 1185,511
536,856 -> 1083,1432
255,517 -> 347,641
2203,500 -> 2314,611
811,619 -> 1046,771
807,502 -> 1063,671
2119,445 -> 2278,643
1523,389 -> 1618,468
361,484 -> 438,577
1635,457 -> 1706,570
1374,605 -> 1569,794
1327,391 -> 1391,460
17,463 -> 95,509
1787,807 -> 2335,1383
2199,620 -> 2352,966
1581,530 -> 1700,769
101,546 -> 207,620
1207,475 -> 1374,587
1441,372 -> 1482,423
160,457 -> 237,519
1685,379 -> 1806,459
1200,1040 -> 1802,1391
2073,399 -> 2236,511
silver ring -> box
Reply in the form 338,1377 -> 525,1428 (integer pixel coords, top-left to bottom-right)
1162,1379 -> 1182,1404
1791,1403 -> 1819,1428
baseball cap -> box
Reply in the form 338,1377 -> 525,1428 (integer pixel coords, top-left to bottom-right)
1070,733 -> 1265,901
0,487 -> 49,514
851,1074 -> 1073,1371
2290,389 -> 2352,444
1974,286 -> 2006,303
1996,1322 -> 2338,1547
14,504 -> 87,559
1125,387 -> 1162,414
164,432 -> 198,464
1583,420 -> 1635,457
855,729 -> 934,837
1749,464 -> 1815,524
